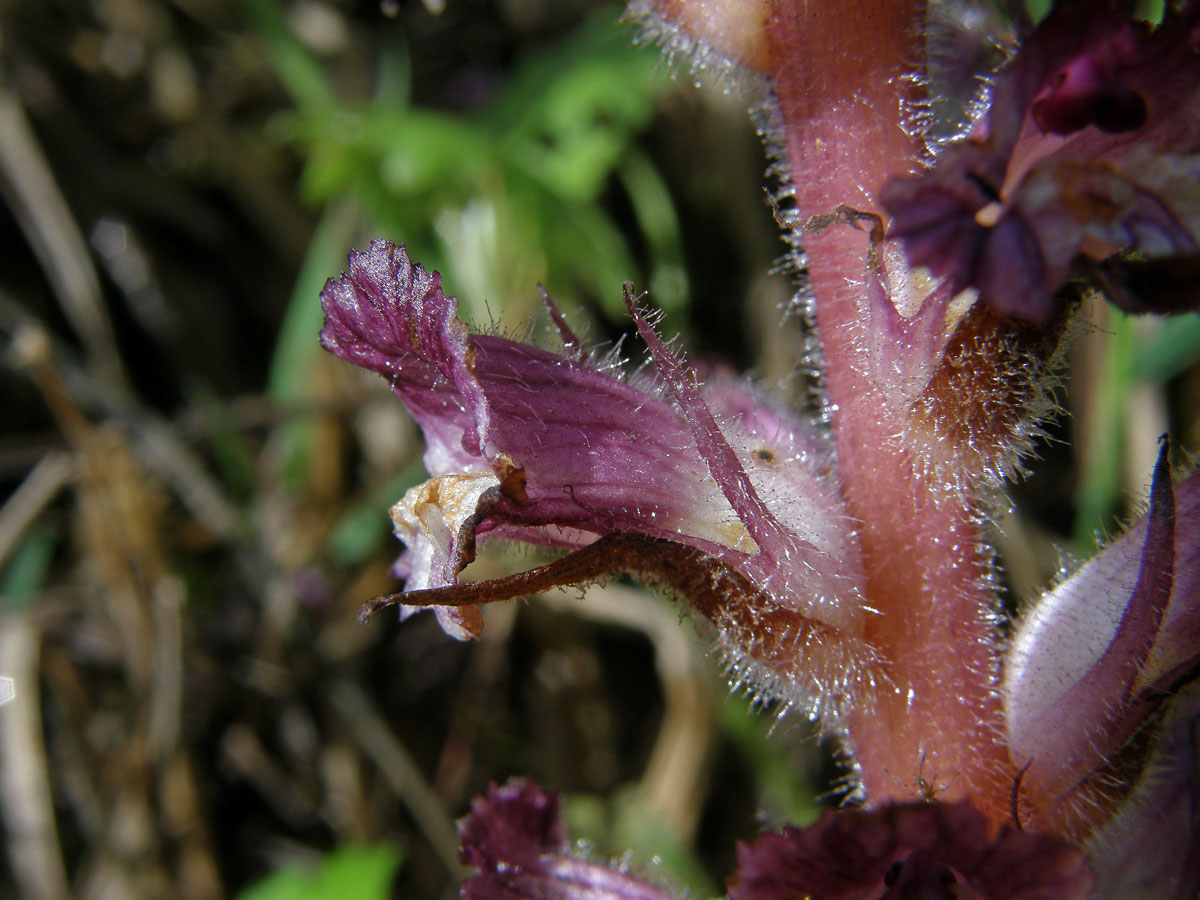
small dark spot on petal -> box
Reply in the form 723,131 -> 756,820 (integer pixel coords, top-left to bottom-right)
755,448 -> 776,462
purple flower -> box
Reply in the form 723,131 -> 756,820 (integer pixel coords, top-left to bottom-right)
883,1 -> 1200,322
728,800 -> 1093,900
458,779 -> 1094,900
320,240 -> 874,713
457,778 -> 682,900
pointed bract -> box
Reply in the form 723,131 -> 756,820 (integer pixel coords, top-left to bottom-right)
1004,442 -> 1200,830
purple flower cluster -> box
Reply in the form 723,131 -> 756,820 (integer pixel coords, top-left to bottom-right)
320,1 -> 1200,897
456,777 -> 1092,900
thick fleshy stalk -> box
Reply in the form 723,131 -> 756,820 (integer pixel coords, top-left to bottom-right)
761,0 -> 1014,816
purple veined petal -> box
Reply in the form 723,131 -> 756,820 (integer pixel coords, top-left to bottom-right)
880,145 -> 1061,333
1029,16 -> 1147,136
458,778 -> 684,900
624,289 -> 865,626
881,168 -> 992,290
321,241 -> 868,648
973,210 -> 1054,322
321,242 -> 759,588
727,800 -> 1093,900
1003,441 -> 1200,817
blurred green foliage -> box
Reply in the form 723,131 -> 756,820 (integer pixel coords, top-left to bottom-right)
326,457 -> 427,567
277,8 -> 685,326
1,527 -> 56,611
1074,311 -> 1200,550
1133,313 -> 1200,382
232,845 -> 402,900
717,700 -> 821,830
564,789 -> 719,898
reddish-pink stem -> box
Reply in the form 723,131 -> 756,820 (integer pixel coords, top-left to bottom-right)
764,0 -> 1015,820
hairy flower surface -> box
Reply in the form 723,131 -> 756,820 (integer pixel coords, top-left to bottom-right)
1002,441 -> 1200,891
320,240 -> 876,713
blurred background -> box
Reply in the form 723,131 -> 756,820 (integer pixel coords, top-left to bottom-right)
0,0 -> 1197,897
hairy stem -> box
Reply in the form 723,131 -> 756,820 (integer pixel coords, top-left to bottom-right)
764,0 -> 1015,817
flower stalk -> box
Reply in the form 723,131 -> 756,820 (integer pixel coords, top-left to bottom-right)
759,0 -> 1017,819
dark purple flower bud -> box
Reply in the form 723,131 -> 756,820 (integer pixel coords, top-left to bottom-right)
458,778 -> 566,873
458,778 -> 683,900
727,800 -> 1094,900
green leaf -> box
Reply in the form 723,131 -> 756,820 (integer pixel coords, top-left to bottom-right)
266,199 -> 360,487
234,845 -> 402,900
1130,312 -> 1200,382
239,0 -> 337,111
718,697 -> 820,829
1072,310 -> 1135,551
617,150 -> 688,320
562,791 -> 716,900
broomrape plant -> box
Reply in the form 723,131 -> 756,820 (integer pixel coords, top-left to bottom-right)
318,2 -> 1200,897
